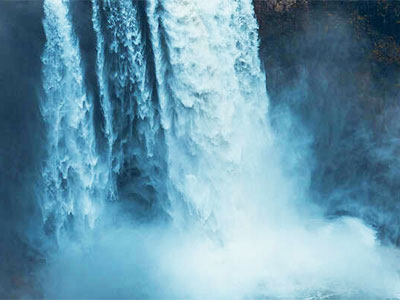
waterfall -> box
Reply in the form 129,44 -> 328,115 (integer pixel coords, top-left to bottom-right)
146,0 -> 288,229
38,0 -> 400,298
91,0 -> 115,199
40,0 -> 106,240
91,0 -> 166,208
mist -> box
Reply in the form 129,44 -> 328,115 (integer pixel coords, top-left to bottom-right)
40,206 -> 400,298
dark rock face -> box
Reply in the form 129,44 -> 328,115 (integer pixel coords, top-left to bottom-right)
255,1 -> 400,245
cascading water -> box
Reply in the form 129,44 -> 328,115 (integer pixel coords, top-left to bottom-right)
146,0 -> 292,230
40,0 -> 107,240
92,0 -> 166,208
38,0 -> 400,298
91,0 -> 115,198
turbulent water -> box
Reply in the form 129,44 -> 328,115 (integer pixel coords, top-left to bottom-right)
34,0 -> 400,298
41,0 -> 107,240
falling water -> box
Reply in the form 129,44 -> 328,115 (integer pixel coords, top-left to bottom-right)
91,0 -> 114,198
40,0 -> 106,240
146,0 -> 288,229
38,0 -> 400,298
92,0 -> 166,208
